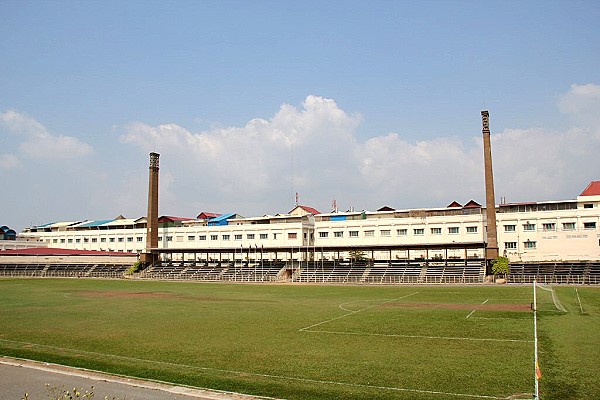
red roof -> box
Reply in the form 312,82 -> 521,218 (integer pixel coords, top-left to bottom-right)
197,212 -> 221,220
0,247 -> 137,257
158,216 -> 195,223
447,201 -> 463,208
297,205 -> 320,215
580,181 -> 600,197
463,200 -> 482,208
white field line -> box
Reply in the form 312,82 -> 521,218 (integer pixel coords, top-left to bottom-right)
301,329 -> 532,343
0,339 -> 509,399
301,294 -> 531,343
465,299 -> 489,319
299,292 -> 419,332
575,288 -> 584,314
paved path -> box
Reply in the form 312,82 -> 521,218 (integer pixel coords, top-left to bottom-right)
0,357 -> 271,400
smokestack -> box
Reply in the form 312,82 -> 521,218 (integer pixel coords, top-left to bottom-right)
481,111 -> 499,261
141,152 -> 159,265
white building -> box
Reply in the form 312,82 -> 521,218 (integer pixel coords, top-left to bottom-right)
19,182 -> 600,263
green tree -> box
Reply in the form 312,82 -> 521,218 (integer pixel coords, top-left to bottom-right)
491,256 -> 509,277
349,250 -> 366,261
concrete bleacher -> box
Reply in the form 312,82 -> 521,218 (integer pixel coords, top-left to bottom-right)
294,259 -> 485,284
0,263 -> 129,278
507,262 -> 600,284
140,260 -> 284,282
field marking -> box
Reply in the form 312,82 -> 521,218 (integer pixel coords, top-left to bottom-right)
300,294 -> 531,343
575,288 -> 584,314
466,299 -> 489,319
301,329 -> 532,343
0,338 -> 511,399
299,292 -> 420,332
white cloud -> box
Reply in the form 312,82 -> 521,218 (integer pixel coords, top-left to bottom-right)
0,110 -> 93,160
119,89 -> 600,216
0,154 -> 21,170
558,83 -> 600,132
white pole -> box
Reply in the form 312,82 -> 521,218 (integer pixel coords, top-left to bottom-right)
533,279 -> 540,399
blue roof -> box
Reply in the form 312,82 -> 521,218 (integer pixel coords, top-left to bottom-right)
36,222 -> 56,228
77,219 -> 115,228
208,213 -> 236,223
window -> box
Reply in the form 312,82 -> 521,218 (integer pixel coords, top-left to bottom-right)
349,231 -> 359,238
53,239 -> 58,243
397,229 -> 408,236
60,239 -> 65,243
319,231 -> 329,238
273,233 -> 278,240
380,230 -> 391,237
137,237 -> 143,242
562,222 -> 576,230
247,234 -> 255,240
584,222 -> 597,229
234,234 -> 242,240
68,239 -> 73,243
431,228 -> 442,235
166,236 -> 173,242
222,235 -> 230,241
84,238 -> 89,243
523,223 -> 535,231
91,238 -> 97,243
210,235 -> 218,240
334,231 -> 343,238
260,233 -> 268,240
127,237 -> 134,242
466,226 -> 478,233
199,235 -> 207,240
365,230 -> 375,237
413,228 -> 424,235
118,237 -> 124,243
448,227 -> 459,234
288,232 -> 297,239
100,238 -> 106,243
75,238 -> 81,243
584,203 -> 593,209
505,242 -> 517,250
524,241 -> 537,249
542,223 -> 556,231
504,225 -> 516,232
110,238 -> 116,243
188,236 -> 195,241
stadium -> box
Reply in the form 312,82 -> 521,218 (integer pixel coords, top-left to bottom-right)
0,112 -> 599,399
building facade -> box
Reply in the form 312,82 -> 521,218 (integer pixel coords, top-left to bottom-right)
19,182 -> 600,264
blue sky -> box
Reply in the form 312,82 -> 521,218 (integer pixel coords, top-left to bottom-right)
1,1 -> 599,231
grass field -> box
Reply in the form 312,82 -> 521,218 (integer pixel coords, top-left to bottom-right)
0,279 -> 598,400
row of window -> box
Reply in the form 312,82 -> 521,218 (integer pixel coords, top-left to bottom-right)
49,221 -> 599,245
504,241 -> 537,249
504,222 -> 596,232
319,226 -> 478,238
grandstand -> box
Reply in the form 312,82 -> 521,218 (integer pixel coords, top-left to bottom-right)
507,261 -> 600,284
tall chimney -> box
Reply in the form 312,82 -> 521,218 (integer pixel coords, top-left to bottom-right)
481,111 -> 499,261
142,152 -> 159,265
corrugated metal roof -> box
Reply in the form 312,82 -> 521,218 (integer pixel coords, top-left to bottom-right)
76,219 -> 115,228
209,212 -> 237,223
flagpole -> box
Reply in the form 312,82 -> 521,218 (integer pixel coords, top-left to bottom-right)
533,279 -> 540,398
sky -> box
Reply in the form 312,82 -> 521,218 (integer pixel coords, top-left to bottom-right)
1,1 -> 599,232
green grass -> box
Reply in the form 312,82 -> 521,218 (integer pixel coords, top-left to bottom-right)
0,278 -> 598,399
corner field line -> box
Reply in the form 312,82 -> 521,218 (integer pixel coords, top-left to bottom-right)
301,329 -> 533,343
298,292 -> 419,332
0,339 -> 510,399
465,299 -> 489,319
